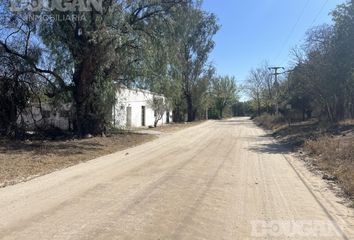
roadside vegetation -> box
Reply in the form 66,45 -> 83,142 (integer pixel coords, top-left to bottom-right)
305,135 -> 354,197
253,113 -> 286,131
247,2 -> 354,124
0,0 -> 239,139
245,1 -> 354,199
253,114 -> 354,200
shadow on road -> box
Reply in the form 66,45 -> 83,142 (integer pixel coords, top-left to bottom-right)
248,142 -> 293,155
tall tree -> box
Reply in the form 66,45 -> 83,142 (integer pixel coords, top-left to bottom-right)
0,4 -> 63,136
246,68 -> 265,116
1,0 -> 185,136
173,2 -> 219,121
331,1 -> 354,119
41,1 -> 185,135
212,75 -> 237,119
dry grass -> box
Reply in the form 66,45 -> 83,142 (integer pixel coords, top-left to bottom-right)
254,115 -> 354,199
340,118 -> 354,126
0,133 -> 156,187
305,136 -> 354,197
0,121 -> 203,188
253,113 -> 287,130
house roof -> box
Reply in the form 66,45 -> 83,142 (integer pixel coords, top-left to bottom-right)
116,85 -> 166,98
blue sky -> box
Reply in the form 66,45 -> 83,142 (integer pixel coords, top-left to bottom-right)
202,0 -> 346,83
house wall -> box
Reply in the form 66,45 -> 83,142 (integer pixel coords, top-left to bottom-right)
18,104 -> 72,131
18,88 -> 171,131
113,87 -> 172,129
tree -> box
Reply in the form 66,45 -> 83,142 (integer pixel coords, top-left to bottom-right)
269,0 -> 354,123
1,0 -> 185,136
173,2 -> 219,121
41,1 -> 186,135
287,24 -> 343,122
244,1 -> 354,123
246,68 -> 265,116
232,101 -> 253,117
331,1 -> 354,119
0,5 -> 62,136
136,5 -> 185,122
280,65 -> 313,121
148,96 -> 170,127
259,62 -> 276,114
0,0 -> 221,136
212,75 -> 237,119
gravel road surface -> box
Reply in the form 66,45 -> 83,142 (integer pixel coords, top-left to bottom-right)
0,118 -> 353,239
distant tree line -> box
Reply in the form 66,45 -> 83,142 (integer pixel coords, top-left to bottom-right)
0,0 -> 239,137
246,1 -> 354,123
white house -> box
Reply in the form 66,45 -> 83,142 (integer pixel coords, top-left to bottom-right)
18,87 -> 172,131
112,87 -> 172,129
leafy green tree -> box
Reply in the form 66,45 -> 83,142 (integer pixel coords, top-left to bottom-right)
212,75 -> 238,118
147,96 -> 171,127
232,101 -> 253,117
1,0 -> 185,136
173,2 -> 219,121
40,1 -> 184,135
279,65 -> 313,121
331,1 -> 354,119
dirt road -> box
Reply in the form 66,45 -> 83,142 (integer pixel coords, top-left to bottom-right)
1,118 -> 353,239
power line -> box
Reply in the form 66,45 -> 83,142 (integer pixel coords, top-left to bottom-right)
278,0 -> 330,67
311,0 -> 330,26
274,0 -> 310,63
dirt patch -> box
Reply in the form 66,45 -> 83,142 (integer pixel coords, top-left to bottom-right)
0,121 -> 204,188
0,133 -> 156,187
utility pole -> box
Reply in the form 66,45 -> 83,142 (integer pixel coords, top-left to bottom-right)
268,66 -> 285,115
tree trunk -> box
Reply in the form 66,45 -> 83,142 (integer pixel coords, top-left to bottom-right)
219,106 -> 224,119
173,107 -> 181,122
335,95 -> 345,121
302,109 -> 306,121
186,94 -> 194,122
3,100 -> 18,137
326,102 -> 334,122
73,53 -> 103,136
